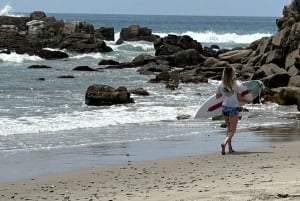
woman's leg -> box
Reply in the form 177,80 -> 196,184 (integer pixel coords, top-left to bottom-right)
222,114 -> 239,154
227,115 -> 239,152
221,115 -> 230,154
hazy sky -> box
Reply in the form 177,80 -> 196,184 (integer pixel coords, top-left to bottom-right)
2,0 -> 292,17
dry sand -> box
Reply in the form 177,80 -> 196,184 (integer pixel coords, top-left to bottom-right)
1,141 -> 300,201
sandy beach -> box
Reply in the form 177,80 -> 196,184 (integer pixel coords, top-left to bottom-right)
0,141 -> 299,201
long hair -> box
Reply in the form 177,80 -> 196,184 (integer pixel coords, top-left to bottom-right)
222,66 -> 236,93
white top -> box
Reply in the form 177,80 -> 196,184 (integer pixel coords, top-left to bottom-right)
216,81 -> 243,107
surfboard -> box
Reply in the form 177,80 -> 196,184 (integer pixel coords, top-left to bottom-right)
194,80 -> 264,118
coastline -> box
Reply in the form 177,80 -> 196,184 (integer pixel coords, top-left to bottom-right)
1,140 -> 300,201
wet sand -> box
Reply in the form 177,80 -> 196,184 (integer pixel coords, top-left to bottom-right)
1,141 -> 300,201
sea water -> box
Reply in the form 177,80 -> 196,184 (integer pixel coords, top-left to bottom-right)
0,7 -> 300,181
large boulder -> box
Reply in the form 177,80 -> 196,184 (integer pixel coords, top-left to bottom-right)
154,34 -> 203,56
265,87 -> 300,110
252,63 -> 287,80
262,73 -> 290,88
120,25 -> 159,42
170,49 -> 206,67
85,85 -> 134,106
218,49 -> 252,64
95,27 -> 114,41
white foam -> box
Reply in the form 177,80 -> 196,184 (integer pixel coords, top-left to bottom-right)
0,5 -> 11,16
155,31 -> 272,45
0,52 -> 43,63
0,105 -> 197,136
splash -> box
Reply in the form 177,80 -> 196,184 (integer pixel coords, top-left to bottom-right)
0,5 -> 12,16
0,52 -> 43,63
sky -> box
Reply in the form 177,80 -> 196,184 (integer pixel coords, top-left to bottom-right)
1,0 -> 292,17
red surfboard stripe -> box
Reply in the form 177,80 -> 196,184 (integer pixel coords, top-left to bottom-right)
208,102 -> 222,112
241,89 -> 250,96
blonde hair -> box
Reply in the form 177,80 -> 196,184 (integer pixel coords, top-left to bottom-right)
222,66 -> 236,93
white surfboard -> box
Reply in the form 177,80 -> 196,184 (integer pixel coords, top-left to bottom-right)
194,80 -> 264,118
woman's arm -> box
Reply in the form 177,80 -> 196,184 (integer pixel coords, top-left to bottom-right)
237,93 -> 252,104
216,93 -> 222,99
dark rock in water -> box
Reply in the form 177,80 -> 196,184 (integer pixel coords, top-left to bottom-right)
57,75 -> 75,79
36,49 -> 69,60
176,114 -> 191,120
85,84 -> 134,106
98,59 -> 120,66
72,66 -> 97,71
37,77 -> 45,81
28,65 -> 52,69
130,88 -> 150,96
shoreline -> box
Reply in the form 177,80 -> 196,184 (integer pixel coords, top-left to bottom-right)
1,141 -> 300,201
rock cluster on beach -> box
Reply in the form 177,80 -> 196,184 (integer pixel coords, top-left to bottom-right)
1,0 -> 300,108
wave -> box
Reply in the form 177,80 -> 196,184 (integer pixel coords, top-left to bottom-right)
155,31 -> 272,45
0,5 -> 23,17
0,105 -> 197,136
0,52 -> 43,63
0,5 -> 11,16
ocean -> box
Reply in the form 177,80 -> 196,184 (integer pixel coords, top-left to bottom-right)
1,8 -> 300,182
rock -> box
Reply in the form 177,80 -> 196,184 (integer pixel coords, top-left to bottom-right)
26,20 -> 46,35
252,63 -> 287,80
28,65 -> 52,69
36,49 -> 69,60
285,49 -> 300,75
154,34 -> 203,56
30,11 -> 47,20
267,87 -> 300,109
156,72 -> 171,82
95,27 -> 114,41
271,27 -> 290,47
262,73 -> 290,88
265,48 -> 285,67
171,49 -> 206,67
120,25 -> 159,42
57,75 -> 75,79
98,59 -> 120,66
137,62 -> 171,75
176,114 -> 192,120
218,49 -> 252,64
166,80 -> 179,90
130,88 -> 150,96
289,75 -> 300,87
73,66 -> 97,71
131,54 -> 156,66
85,85 -> 134,106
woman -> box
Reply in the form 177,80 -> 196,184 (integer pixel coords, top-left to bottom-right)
216,66 -> 251,155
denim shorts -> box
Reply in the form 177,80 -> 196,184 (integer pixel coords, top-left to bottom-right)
222,106 -> 239,116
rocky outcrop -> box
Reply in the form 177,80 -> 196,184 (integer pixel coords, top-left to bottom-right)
119,25 -> 159,42
0,11 -> 113,57
101,0 -> 300,108
85,85 -> 134,106
154,34 -> 203,56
